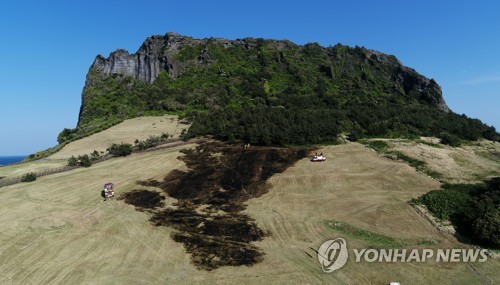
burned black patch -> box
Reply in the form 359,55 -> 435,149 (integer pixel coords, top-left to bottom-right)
119,189 -> 165,210
123,142 -> 310,270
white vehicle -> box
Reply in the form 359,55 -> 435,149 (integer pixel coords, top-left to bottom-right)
310,154 -> 326,162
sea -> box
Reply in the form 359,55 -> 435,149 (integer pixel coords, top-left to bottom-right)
0,156 -> 26,166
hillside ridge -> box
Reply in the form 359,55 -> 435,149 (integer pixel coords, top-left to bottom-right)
61,32 -> 497,149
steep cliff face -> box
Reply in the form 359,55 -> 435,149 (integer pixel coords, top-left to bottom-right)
90,33 -> 188,83
71,32 -> 493,147
87,33 -> 277,83
398,66 -> 450,112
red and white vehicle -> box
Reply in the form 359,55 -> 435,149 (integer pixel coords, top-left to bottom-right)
102,182 -> 115,199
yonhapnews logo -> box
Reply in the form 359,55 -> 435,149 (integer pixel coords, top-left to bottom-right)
317,238 -> 349,272
317,238 -> 488,273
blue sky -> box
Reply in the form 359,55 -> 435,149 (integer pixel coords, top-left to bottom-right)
0,0 -> 499,155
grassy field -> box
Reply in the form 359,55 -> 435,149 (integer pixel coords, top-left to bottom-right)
382,138 -> 500,183
244,143 -> 499,284
49,115 -> 188,159
0,159 -> 67,180
0,144 -> 194,284
0,115 -> 187,181
0,140 -> 498,284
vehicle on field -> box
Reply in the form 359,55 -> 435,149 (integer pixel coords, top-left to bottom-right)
101,182 -> 115,200
311,153 -> 326,162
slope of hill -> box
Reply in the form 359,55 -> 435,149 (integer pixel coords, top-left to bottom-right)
50,115 -> 186,159
0,159 -> 67,180
0,115 -> 187,181
0,141 -> 498,284
382,138 -> 500,183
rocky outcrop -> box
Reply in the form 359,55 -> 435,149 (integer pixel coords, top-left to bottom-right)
399,66 -> 450,112
88,33 -> 296,84
90,33 -> 191,83
366,48 -> 449,112
93,50 -> 144,79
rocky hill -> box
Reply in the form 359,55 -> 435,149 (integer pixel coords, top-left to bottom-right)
63,32 -> 497,145
87,32 -> 447,110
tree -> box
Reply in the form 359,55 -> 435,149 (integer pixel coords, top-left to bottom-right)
469,178 -> 500,248
471,207 -> 500,248
483,126 -> 499,141
416,177 -> 500,249
57,128 -> 77,144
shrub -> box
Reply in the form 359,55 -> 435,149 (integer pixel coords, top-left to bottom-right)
440,132 -> 461,147
393,151 -> 426,169
107,143 -> 133,157
67,155 -> 78,166
135,135 -> 163,150
413,177 -> 500,249
366,140 -> 389,152
90,150 -> 100,161
471,205 -> 500,247
415,188 -> 471,220
77,154 -> 92,167
21,172 -> 37,182
57,128 -> 78,144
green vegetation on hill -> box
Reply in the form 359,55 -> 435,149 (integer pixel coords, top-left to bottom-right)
411,177 -> 500,249
324,220 -> 438,247
107,143 -> 133,157
67,37 -> 499,147
21,172 -> 37,182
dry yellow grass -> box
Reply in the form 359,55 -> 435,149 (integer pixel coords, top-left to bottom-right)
0,160 -> 67,180
1,116 -> 188,180
49,115 -> 189,159
244,143 -> 499,284
386,138 -> 500,183
0,141 -> 498,284
0,144 -> 194,284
